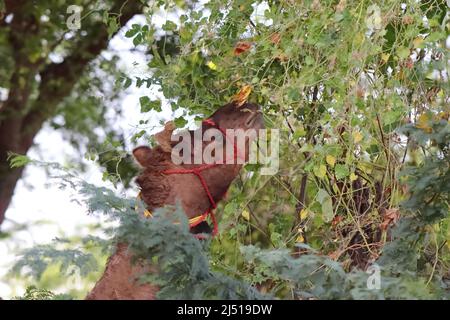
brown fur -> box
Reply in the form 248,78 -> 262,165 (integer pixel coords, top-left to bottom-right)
86,102 -> 264,299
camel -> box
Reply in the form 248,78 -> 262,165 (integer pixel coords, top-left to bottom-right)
86,101 -> 264,299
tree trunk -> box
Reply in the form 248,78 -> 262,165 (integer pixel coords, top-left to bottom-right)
0,165 -> 24,225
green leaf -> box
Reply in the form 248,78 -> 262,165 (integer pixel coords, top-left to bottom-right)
397,46 -> 410,59
174,116 -> 188,128
314,164 -> 327,179
107,18 -> 119,37
162,20 -> 177,31
426,31 -> 444,42
122,77 -> 132,89
139,97 -> 162,112
334,164 -> 350,180
133,34 -> 143,46
293,126 -> 306,139
305,56 -> 314,65
7,153 -> 31,168
125,27 -> 139,38
316,189 -> 334,222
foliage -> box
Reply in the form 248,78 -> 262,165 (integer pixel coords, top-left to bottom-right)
118,0 -> 449,275
13,286 -> 72,300
241,245 -> 435,299
8,133 -> 449,299
378,116 -> 450,284
3,0 -> 449,299
11,240 -> 98,280
241,117 -> 450,298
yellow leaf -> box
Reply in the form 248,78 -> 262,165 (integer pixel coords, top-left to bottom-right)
416,113 -> 432,133
296,228 -> 305,243
352,131 -> 363,143
438,111 -> 449,120
326,155 -> 336,167
241,209 -> 250,221
381,53 -> 390,63
357,162 -> 373,175
350,172 -> 358,181
354,32 -> 364,45
233,85 -> 252,106
299,209 -> 308,220
314,164 -> 327,179
206,61 -> 217,71
413,37 -> 424,48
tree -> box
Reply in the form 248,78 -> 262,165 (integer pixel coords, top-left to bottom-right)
0,0 -> 144,225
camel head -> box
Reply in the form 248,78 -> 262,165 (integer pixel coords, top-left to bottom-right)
132,102 -> 264,230
207,101 -> 264,132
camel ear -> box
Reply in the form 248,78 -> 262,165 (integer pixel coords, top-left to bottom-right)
133,146 -> 152,167
154,121 -> 176,153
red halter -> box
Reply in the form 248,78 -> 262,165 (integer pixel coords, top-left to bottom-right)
162,118 -> 239,238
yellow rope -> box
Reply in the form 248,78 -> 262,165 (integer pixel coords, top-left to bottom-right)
136,192 -> 208,226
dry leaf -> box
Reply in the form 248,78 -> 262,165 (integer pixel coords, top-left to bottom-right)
380,208 -> 400,230
274,53 -> 289,62
234,41 -> 252,55
269,33 -> 281,45
404,57 -> 414,69
331,215 -> 343,227
402,15 -> 414,25
232,85 -> 252,107
416,113 -> 432,133
352,131 -> 363,143
336,0 -> 346,13
299,209 -> 308,220
328,54 -> 337,70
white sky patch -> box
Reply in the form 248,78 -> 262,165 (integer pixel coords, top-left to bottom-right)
0,88 -> 8,101
251,1 -> 272,26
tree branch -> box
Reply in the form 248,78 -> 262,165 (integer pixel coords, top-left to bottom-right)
0,0 -> 143,225
21,0 -> 143,149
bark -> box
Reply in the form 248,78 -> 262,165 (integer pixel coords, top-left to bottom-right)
0,0 -> 143,226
